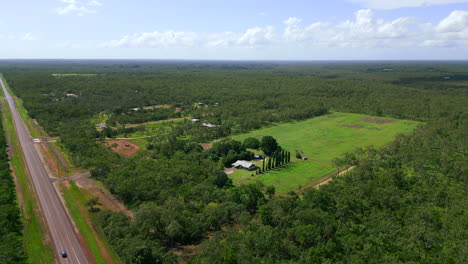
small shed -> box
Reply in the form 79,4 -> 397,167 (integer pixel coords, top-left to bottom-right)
66,93 -> 78,98
232,160 -> 257,171
202,122 -> 218,128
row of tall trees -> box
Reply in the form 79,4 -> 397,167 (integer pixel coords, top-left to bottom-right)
258,149 -> 291,174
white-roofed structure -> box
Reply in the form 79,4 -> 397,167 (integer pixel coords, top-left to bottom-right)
232,160 -> 257,170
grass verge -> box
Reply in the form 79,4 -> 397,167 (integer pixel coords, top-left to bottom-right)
60,181 -> 122,264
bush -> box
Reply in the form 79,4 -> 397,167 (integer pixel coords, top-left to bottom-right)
243,137 -> 261,149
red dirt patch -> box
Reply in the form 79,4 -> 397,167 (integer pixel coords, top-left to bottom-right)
200,143 -> 212,150
362,117 -> 395,124
224,168 -> 234,175
101,140 -> 140,158
74,176 -> 133,217
340,124 -> 364,129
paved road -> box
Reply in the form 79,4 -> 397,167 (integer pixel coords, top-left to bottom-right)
1,78 -> 89,263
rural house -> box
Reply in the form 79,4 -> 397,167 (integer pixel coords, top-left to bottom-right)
202,122 -> 218,128
232,160 -> 257,170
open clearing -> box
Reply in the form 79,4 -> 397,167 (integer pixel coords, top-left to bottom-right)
101,140 -> 140,158
231,112 -> 420,194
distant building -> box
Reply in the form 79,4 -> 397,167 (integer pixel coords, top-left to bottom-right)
202,122 -> 218,128
197,102 -> 205,106
66,93 -> 78,98
97,124 -> 107,129
232,160 -> 257,170
191,119 -> 200,123
130,107 -> 140,111
302,157 -> 308,160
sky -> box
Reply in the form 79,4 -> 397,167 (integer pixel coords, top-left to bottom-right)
1,0 -> 468,60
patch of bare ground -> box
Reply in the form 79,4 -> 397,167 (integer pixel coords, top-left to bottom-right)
200,143 -> 212,150
101,140 -> 140,158
37,143 -> 61,177
362,117 -> 395,124
224,168 -> 234,174
74,175 -> 133,218
171,245 -> 198,264
340,124 -> 364,129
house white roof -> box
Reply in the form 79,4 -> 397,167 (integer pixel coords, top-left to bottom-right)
232,160 -> 255,168
202,122 -> 218,128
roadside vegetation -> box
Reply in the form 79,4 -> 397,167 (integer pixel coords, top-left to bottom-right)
0,108 -> 26,263
60,181 -> 122,264
0,62 -> 466,263
0,75 -> 54,263
3,75 -> 122,263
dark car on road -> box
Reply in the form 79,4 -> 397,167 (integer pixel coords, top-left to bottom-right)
60,250 -> 67,258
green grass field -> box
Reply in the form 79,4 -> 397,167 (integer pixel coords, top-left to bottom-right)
231,112 -> 421,194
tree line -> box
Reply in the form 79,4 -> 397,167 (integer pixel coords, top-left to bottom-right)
0,61 -> 466,263
0,110 -> 26,263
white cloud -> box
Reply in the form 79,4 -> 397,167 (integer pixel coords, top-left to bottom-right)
21,32 -> 36,41
101,9 -> 468,51
55,0 -> 102,16
104,26 -> 277,49
237,26 -> 276,46
101,31 -> 199,48
347,0 -> 468,9
56,41 -> 81,48
88,0 -> 102,7
0,33 -> 37,41
258,12 -> 268,17
436,10 -> 468,32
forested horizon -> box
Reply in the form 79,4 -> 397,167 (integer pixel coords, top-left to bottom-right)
0,61 -> 466,263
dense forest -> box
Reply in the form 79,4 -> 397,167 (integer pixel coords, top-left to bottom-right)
0,61 -> 466,263
0,109 -> 25,263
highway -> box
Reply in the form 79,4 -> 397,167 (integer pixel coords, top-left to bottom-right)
1,78 -> 90,263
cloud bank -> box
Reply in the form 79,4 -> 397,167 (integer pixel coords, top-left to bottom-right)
101,9 -> 468,51
347,0 -> 468,10
55,0 -> 102,16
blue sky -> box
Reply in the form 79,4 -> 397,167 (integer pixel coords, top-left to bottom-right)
1,0 -> 468,59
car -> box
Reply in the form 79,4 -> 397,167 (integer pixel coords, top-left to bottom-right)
60,250 -> 67,258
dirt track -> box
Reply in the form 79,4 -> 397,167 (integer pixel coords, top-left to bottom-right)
297,166 -> 355,194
